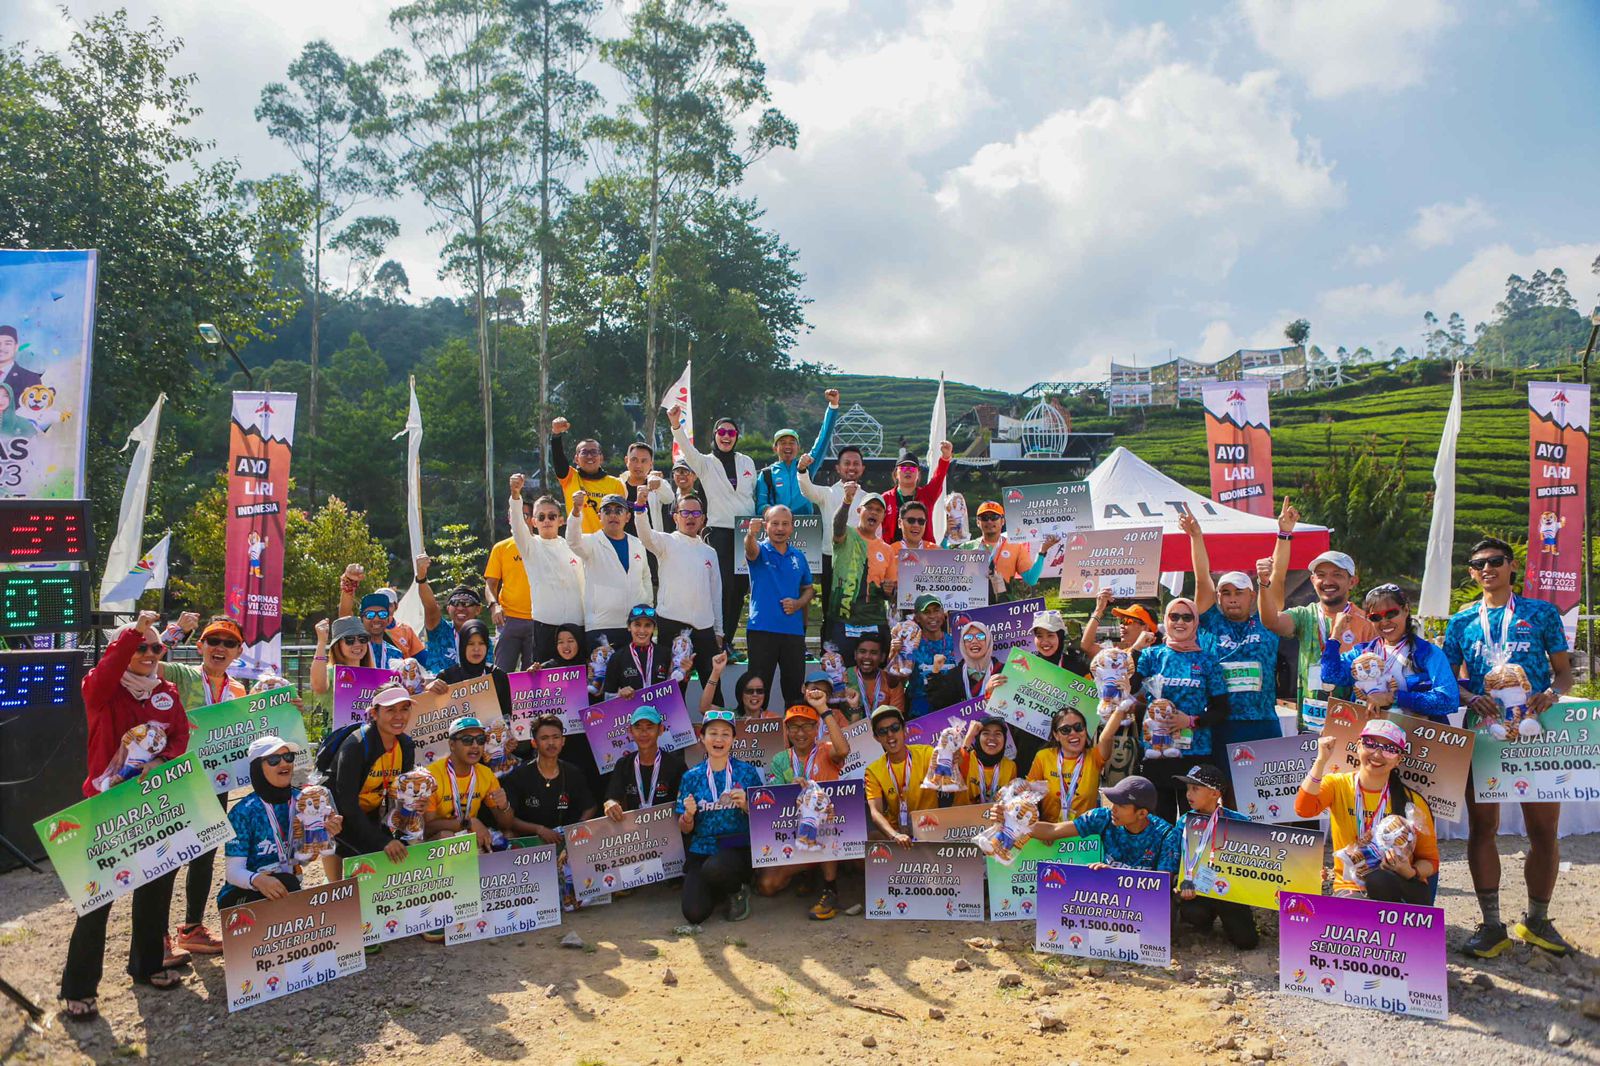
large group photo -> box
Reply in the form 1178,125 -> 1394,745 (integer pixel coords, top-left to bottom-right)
2,2 -> 1600,1065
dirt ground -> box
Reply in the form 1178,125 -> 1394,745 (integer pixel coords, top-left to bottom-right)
1,834 -> 1597,1066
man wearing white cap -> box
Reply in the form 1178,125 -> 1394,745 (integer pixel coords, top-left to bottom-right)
1180,510 -> 1284,748
217,736 -> 343,907
1259,500 -> 1375,731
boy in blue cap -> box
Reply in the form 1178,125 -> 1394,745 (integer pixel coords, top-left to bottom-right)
603,707 -> 688,817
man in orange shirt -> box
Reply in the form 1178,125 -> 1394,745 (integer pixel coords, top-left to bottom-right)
962,499 -> 1040,602
485,493 -> 537,671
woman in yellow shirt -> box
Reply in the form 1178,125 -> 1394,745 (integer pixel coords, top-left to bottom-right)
1026,703 -> 1130,820
957,715 -> 1018,805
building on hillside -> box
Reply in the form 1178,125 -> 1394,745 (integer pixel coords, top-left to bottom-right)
1105,346 -> 1308,412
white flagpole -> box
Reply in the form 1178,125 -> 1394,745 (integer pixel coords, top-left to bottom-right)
98,393 -> 165,615
392,376 -> 427,634
1418,362 -> 1463,619
928,373 -> 948,544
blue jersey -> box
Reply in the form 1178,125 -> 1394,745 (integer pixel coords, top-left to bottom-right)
746,541 -> 813,636
1072,806 -> 1181,873
1443,595 -> 1567,699
1136,644 -> 1227,755
1198,606 -> 1280,721
907,631 -> 957,717
222,790 -> 298,900
676,757 -> 765,856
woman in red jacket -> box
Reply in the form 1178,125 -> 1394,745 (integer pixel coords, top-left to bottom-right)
60,611 -> 192,1021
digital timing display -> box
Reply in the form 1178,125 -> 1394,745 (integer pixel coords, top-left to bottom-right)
0,571 -> 90,636
0,499 -> 93,563
0,650 -> 80,709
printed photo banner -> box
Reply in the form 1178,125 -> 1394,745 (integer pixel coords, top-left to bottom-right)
563,803 -> 687,903
683,715 -> 786,770
1227,733 -> 1322,824
864,841 -> 986,921
1321,701 -> 1475,823
986,836 -> 1102,923
948,597 -> 1046,653
220,878 -> 365,1013
1202,380 -> 1275,517
837,717 -> 885,780
408,675 -> 508,765
343,834 -> 481,947
748,780 -> 868,867
1278,892 -> 1448,1021
332,664 -> 402,730
187,685 -> 307,794
986,648 -> 1099,740
581,681 -> 697,774
1471,701 -> 1600,803
1180,814 -> 1324,911
223,391 -> 297,679
734,514 -> 824,576
451,840 -> 561,943
34,752 -> 235,917
1000,482 -> 1091,578
507,665 -> 589,739
0,249 -> 97,499
1526,382 -> 1590,644
1035,863 -> 1171,967
1055,527 -> 1164,599
895,548 -> 991,611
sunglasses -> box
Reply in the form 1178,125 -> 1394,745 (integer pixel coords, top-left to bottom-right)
630,607 -> 658,619
677,509 -> 704,518
715,428 -> 739,437
203,636 -> 241,649
1359,737 -> 1404,756
454,734 -> 488,746
262,752 -> 296,767
1055,722 -> 1086,735
1468,554 -> 1510,571
873,721 -> 904,738
600,505 -> 628,515
903,517 -> 926,525
135,642 -> 164,655
1166,612 -> 1195,623
743,686 -> 765,697
1367,608 -> 1404,623
448,598 -> 480,608
533,512 -> 562,522
340,635 -> 371,646
960,632 -> 987,642
362,608 -> 391,620
704,710 -> 737,725
978,513 -> 1002,521
575,448 -> 602,456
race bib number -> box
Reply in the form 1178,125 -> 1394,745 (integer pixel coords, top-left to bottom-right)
1301,699 -> 1328,732
1222,661 -> 1263,694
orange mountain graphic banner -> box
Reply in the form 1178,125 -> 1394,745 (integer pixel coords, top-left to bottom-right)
224,391 -> 297,678
1202,380 -> 1274,517
1526,382 -> 1589,644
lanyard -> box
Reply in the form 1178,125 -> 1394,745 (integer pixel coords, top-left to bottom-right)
976,762 -> 1001,803
630,643 -> 655,685
634,752 -> 662,806
1316,604 -> 1352,645
1182,807 -> 1220,882
888,754 -> 913,827
447,761 -> 478,826
962,667 -> 984,700
261,799 -> 291,870
794,744 -> 821,782
855,670 -> 883,709
1478,594 -> 1516,663
1057,751 -> 1087,815
1355,784 -> 1390,838
707,762 -> 735,804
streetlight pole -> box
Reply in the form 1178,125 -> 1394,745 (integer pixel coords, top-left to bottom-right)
196,323 -> 253,383
1581,309 -> 1600,679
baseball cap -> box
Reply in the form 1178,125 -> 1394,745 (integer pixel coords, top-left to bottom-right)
1111,605 -> 1157,630
671,457 -> 692,472
897,454 -> 921,469
1308,550 -> 1357,577
773,427 -> 799,443
1175,764 -> 1226,791
1360,719 -> 1409,752
803,668 -> 832,687
630,706 -> 664,726
1030,609 -> 1067,634
914,593 -> 943,612
869,705 -> 905,728
449,716 -> 486,737
201,618 -> 244,642
330,616 -> 367,642
976,500 -> 1004,517
784,704 -> 820,723
856,491 -> 885,511
370,684 -> 413,708
599,494 -> 629,510
1216,571 -> 1255,592
359,592 -> 392,613
1101,775 -> 1158,810
246,735 -> 299,761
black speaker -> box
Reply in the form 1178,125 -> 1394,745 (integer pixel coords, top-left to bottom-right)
0,650 -> 86,871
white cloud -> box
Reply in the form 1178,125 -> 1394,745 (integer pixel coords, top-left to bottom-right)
1341,242 -> 1389,267
1408,198 -> 1496,249
1239,0 -> 1458,99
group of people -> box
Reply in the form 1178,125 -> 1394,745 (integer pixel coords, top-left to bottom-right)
57,396 -> 1579,1019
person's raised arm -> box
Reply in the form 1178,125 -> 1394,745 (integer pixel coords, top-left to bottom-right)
667,406 -> 714,482
744,515 -> 763,562
808,389 -> 842,460
1094,702 -> 1130,764
1082,588 -> 1112,654
798,463 -> 828,511
1294,735 -> 1338,817
508,473 -> 537,560
87,612 -> 157,708
1179,509 -> 1216,615
831,480 -> 857,545
822,703 -> 851,763
310,619 -> 333,695
415,553 -> 442,633
700,651 -> 729,713
566,491 -> 591,557
638,473 -> 669,556
924,441 -> 953,500
338,563 -> 364,619
1260,499 -> 1298,638
549,417 -> 572,480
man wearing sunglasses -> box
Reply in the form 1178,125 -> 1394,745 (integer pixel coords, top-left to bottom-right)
956,499 -> 1047,602
549,415 -> 626,534
640,473 -> 722,685
423,717 -> 512,855
568,490 -> 653,654
338,566 -> 426,662
341,589 -> 408,669
864,706 -> 943,846
881,442 -> 953,545
1444,536 -> 1574,959
668,405 -> 757,656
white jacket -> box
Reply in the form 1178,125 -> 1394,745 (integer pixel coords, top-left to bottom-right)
639,493 -> 724,634
566,512 -> 653,630
797,470 -> 852,558
508,496 -> 585,625
672,424 -> 755,529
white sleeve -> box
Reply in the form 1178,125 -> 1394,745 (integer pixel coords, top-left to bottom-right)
565,512 -> 590,558
673,425 -> 715,481
798,470 -> 827,507
708,547 -> 725,637
639,493 -> 668,556
226,854 -> 258,892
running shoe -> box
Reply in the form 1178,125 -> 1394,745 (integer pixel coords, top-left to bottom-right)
1462,921 -> 1512,959
809,886 -> 839,921
726,884 -> 752,922
1513,916 -> 1571,956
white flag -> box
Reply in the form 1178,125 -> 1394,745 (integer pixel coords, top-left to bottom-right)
101,533 -> 171,606
660,360 -> 693,461
392,376 -> 428,636
1418,362 -> 1463,618
98,394 -> 165,615
928,373 -> 948,544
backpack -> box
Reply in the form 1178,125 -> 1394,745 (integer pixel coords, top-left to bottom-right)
314,722 -> 366,777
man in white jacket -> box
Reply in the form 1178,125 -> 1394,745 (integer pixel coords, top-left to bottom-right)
507,474 -> 587,662
796,444 -> 867,634
568,490 -> 653,652
668,404 -> 755,656
639,472 -> 723,685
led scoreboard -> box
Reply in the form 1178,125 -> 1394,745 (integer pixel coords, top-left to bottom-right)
0,499 -> 93,564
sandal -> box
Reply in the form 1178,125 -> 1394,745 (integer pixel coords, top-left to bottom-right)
134,968 -> 184,990
60,997 -> 98,1022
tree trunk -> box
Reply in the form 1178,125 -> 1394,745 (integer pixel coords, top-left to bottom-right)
537,12 -> 553,491
477,240 -> 496,540
308,195 -> 321,507
642,96 -> 663,446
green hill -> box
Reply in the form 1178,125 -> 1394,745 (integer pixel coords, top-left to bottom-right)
826,373 -> 1016,451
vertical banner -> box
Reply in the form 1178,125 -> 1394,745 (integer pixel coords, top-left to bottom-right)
1526,382 -> 1589,645
224,391 -> 298,678
1202,380 -> 1274,517
0,249 -> 97,498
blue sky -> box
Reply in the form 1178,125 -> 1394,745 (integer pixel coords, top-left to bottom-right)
6,0 -> 1598,388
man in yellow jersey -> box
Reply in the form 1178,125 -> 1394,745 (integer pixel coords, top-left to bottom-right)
423,717 -> 512,853
863,705 -> 941,846
550,415 -> 626,533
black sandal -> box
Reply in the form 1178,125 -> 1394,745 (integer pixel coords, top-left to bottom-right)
134,969 -> 183,990
60,997 -> 98,1022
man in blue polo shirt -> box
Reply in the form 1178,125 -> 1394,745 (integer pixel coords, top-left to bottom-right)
1443,536 -> 1575,959
744,505 -> 814,712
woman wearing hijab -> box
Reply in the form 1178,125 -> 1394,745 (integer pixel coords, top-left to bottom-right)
217,736 -> 342,907
668,405 -> 756,657
533,621 -> 603,796
1134,598 -> 1231,821
925,618 -> 1003,711
1317,584 -> 1459,724
60,611 -> 193,1020
540,623 -> 587,671
957,715 -> 1019,805
438,619 -> 513,721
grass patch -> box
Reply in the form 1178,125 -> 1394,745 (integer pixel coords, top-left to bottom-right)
0,927 -> 34,948
724,935 -> 748,948
771,984 -> 796,1018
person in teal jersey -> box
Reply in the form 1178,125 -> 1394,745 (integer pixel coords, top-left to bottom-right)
751,388 -> 841,516
1443,537 -> 1574,961
1181,510 -> 1282,747
1318,584 -> 1458,724
1135,598 -> 1230,821
676,710 -> 765,924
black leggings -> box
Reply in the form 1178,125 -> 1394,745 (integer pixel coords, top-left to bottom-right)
705,527 -> 748,650
681,849 -> 751,924
745,630 -> 806,711
1141,755 -> 1194,826
61,868 -> 179,1000
1179,895 -> 1260,949
184,789 -> 229,926
1359,869 -> 1433,906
